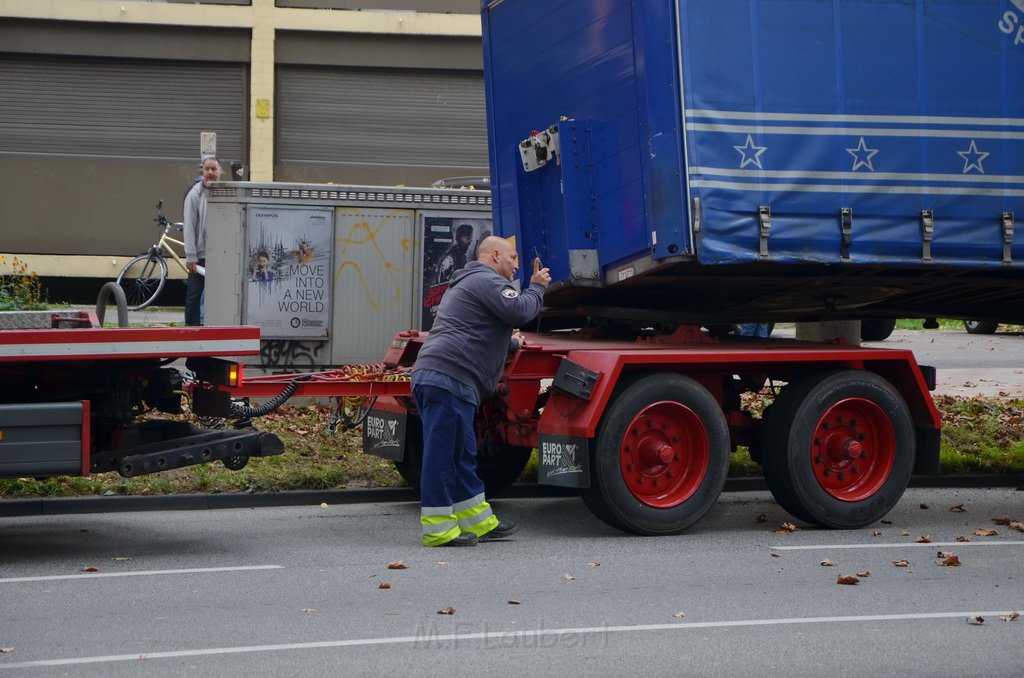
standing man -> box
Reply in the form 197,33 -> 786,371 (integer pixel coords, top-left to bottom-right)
412,236 -> 550,547
183,156 -> 222,326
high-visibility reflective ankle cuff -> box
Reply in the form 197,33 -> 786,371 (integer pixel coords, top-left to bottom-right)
422,523 -> 461,547
461,513 -> 499,537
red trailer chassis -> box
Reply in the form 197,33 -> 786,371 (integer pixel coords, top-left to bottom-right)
228,327 -> 941,535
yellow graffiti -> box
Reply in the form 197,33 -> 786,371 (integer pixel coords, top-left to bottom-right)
333,209 -> 415,311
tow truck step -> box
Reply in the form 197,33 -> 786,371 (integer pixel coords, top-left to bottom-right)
92,426 -> 284,477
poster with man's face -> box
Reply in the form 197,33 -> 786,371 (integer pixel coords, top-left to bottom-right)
244,205 -> 333,338
420,215 -> 492,330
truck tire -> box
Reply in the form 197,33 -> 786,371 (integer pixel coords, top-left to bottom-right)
587,373 -> 730,535
392,416 -> 533,498
964,320 -> 998,335
860,318 -> 896,342
761,370 -> 915,529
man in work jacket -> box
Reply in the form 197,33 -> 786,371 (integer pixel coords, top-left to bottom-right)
411,236 -> 551,547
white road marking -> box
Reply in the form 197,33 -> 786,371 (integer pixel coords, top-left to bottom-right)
0,610 -> 1018,669
0,565 -> 284,584
771,541 -> 1024,551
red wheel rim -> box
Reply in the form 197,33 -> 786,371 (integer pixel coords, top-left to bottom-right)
619,400 -> 709,508
810,397 -> 895,502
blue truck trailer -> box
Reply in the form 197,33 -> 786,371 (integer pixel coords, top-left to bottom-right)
482,0 -> 1024,326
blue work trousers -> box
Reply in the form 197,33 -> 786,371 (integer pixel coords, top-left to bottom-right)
412,383 -> 486,511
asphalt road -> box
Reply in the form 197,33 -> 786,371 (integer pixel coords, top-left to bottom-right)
1,488 -> 1022,677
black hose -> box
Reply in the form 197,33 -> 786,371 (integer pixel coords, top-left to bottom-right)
96,281 -> 129,327
228,375 -> 312,418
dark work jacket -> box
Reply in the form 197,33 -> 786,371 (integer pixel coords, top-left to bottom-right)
412,261 -> 545,403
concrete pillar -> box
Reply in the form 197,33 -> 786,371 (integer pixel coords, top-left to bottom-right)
795,320 -> 861,345
249,0 -> 275,181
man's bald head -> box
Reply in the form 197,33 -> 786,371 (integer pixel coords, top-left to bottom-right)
477,236 -> 519,281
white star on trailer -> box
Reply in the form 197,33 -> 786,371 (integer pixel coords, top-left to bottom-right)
733,134 -> 767,169
957,139 -> 989,174
846,137 -> 879,172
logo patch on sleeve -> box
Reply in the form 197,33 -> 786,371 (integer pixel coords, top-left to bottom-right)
501,287 -> 519,299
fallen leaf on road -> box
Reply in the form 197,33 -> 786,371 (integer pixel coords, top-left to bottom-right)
756,513 -> 767,523
872,530 -> 882,537
563,573 -> 576,581
437,561 -> 449,566
378,582 -> 391,589
0,648 -> 13,654
936,550 -> 954,558
673,611 -> 686,618
992,517 -> 1011,525
856,571 -> 871,578
973,528 -> 998,537
301,608 -> 316,613
820,559 -> 836,567
899,529 -> 910,536
892,560 -> 911,567
939,555 -> 961,567
914,535 -> 933,543
437,606 -> 455,615
387,561 -> 408,570
836,575 -> 859,585
774,522 -> 798,534
967,615 -> 985,625
999,612 -> 1020,622
949,504 -> 966,513
587,561 -> 601,568
81,566 -> 99,573
920,503 -> 929,510
507,599 -> 521,605
770,552 -> 781,558
881,520 -> 893,525
1010,521 -> 1024,533
956,536 -> 970,542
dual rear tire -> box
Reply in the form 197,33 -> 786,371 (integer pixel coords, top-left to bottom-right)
760,370 -> 914,528
582,370 -> 915,534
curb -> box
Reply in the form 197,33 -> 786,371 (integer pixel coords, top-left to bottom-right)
2,476 -> 1021,517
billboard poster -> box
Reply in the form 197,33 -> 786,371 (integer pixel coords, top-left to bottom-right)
244,205 -> 333,338
420,215 -> 493,330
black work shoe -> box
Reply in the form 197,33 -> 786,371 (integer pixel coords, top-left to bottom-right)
479,521 -> 519,541
436,532 -> 478,547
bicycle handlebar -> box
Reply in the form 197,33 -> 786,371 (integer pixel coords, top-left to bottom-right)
152,200 -> 183,230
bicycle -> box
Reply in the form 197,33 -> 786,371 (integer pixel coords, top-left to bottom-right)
116,200 -> 197,311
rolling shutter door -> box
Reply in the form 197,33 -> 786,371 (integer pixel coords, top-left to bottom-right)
277,66 -> 487,170
0,56 -> 246,160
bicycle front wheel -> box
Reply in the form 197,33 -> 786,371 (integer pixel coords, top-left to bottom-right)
116,254 -> 168,311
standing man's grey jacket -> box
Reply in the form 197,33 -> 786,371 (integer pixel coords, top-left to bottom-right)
183,181 -> 208,263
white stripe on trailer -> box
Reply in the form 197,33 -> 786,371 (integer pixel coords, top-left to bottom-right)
0,338 -> 260,359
